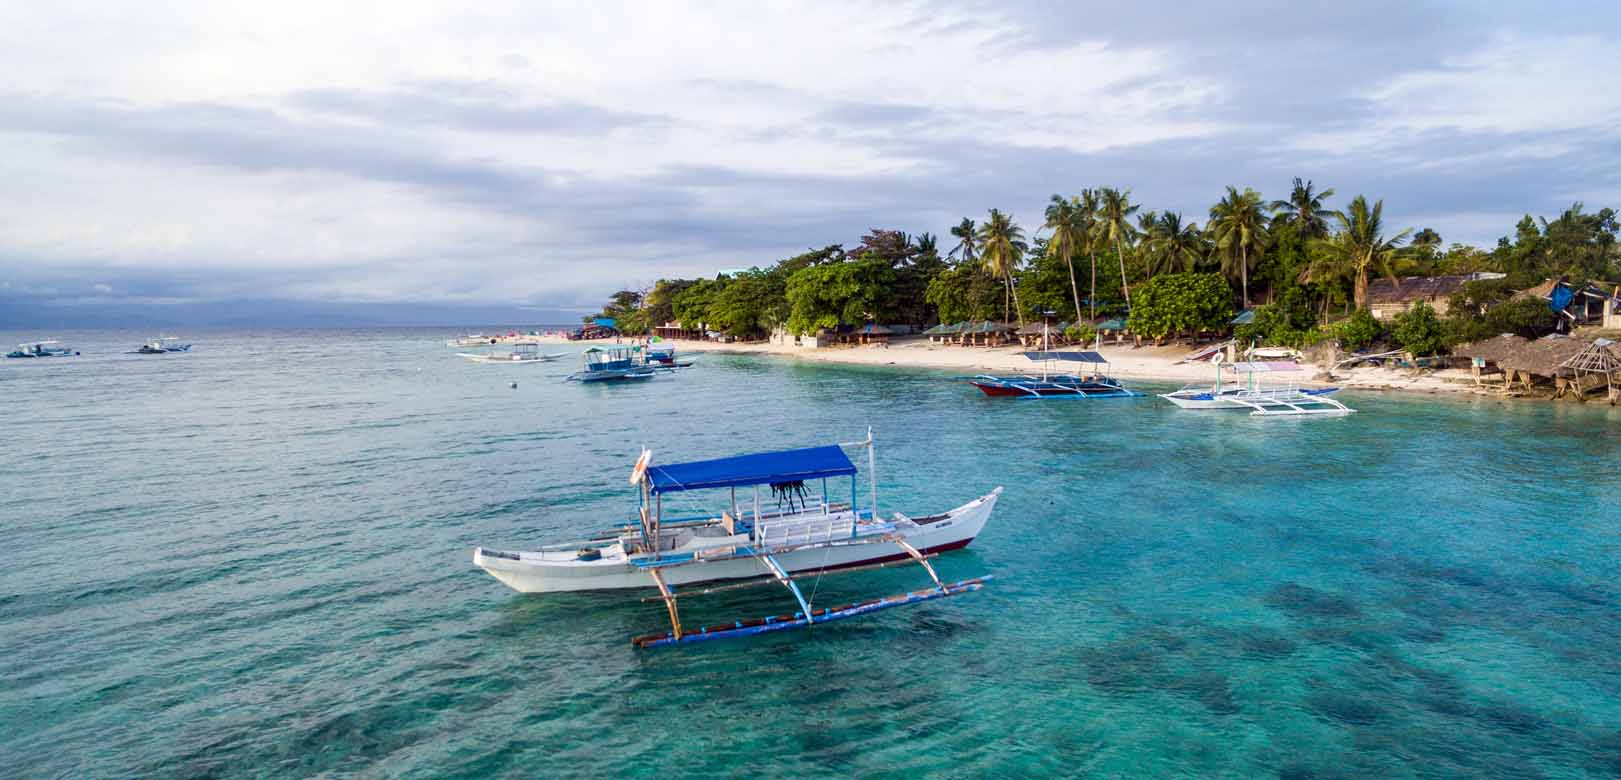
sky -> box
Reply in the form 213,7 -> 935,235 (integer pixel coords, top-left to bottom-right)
2,0 -> 1619,320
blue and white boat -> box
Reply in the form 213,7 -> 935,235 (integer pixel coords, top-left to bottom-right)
134,337 -> 191,354
971,350 -> 1142,398
566,345 -> 658,382
473,430 -> 1000,648
7,340 -> 77,358
1160,356 -> 1353,416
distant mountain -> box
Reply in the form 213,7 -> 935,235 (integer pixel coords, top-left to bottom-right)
0,300 -> 590,329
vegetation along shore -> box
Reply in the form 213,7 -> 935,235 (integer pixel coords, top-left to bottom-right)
584,181 -> 1621,402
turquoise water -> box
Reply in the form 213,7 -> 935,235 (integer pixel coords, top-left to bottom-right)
3,329 -> 1620,779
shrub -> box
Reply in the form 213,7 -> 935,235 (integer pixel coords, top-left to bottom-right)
1127,273 -> 1236,339
1391,301 -> 1446,355
1330,308 -> 1384,351
1063,323 -> 1096,344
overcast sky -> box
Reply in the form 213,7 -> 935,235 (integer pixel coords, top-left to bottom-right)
3,1 -> 1619,312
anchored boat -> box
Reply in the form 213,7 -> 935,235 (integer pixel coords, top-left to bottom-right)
134,337 -> 191,354
971,350 -> 1142,398
6,340 -> 77,358
457,341 -> 565,364
1160,356 -> 1354,416
565,345 -> 658,382
472,430 -> 999,647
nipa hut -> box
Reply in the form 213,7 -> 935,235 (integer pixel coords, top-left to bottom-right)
1459,334 -> 1613,396
856,323 -> 892,345
1559,338 -> 1621,403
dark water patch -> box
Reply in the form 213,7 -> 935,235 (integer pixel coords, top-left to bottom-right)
1235,625 -> 1298,659
1474,699 -> 1548,736
1305,688 -> 1387,726
1266,582 -> 1361,619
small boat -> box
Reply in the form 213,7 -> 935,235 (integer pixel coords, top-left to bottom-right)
6,340 -> 77,358
134,337 -> 191,354
643,344 -> 694,369
447,334 -> 498,347
472,430 -> 999,648
1160,356 -> 1354,416
566,346 -> 658,382
456,342 -> 565,364
971,350 -> 1142,398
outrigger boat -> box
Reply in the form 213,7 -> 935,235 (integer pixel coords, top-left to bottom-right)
472,430 -> 999,648
971,350 -> 1142,398
644,343 -> 695,369
566,345 -> 658,382
457,341 -> 565,364
1160,355 -> 1354,416
970,320 -> 1140,398
6,340 -> 77,358
134,336 -> 191,354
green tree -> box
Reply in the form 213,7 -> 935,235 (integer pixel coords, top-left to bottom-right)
1269,178 -> 1339,240
1127,272 -> 1235,340
784,258 -> 896,335
1311,195 -> 1412,311
1391,300 -> 1445,355
1144,212 -> 1206,276
1330,308 -> 1384,351
925,261 -> 1000,324
1043,194 -> 1088,322
977,208 -> 1027,327
948,218 -> 978,264
1210,186 -> 1269,308
1096,188 -> 1140,310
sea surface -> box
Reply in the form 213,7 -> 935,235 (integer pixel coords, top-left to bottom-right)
3,328 -> 1620,779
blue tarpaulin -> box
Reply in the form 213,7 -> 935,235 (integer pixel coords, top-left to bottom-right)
1023,351 -> 1106,363
648,445 -> 857,494
594,317 -> 617,328
1549,284 -> 1574,314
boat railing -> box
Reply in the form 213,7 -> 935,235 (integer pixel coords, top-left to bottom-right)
756,513 -> 857,548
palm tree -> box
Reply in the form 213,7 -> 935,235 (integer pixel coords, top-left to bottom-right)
1269,178 -> 1339,240
1312,195 -> 1412,311
1210,186 -> 1269,307
977,209 -> 1027,327
913,232 -> 939,257
1147,212 -> 1205,275
948,218 -> 978,264
1096,188 -> 1140,310
1043,194 -> 1087,322
1078,189 -> 1102,320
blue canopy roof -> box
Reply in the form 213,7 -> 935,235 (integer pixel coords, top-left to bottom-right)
1023,350 -> 1106,363
647,445 -> 857,494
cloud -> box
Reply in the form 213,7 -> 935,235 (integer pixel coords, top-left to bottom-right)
0,0 -> 1617,315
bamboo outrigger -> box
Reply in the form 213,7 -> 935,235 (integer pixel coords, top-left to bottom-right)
473,429 -> 1000,647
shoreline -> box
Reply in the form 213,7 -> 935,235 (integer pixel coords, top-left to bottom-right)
537,334 -> 1519,400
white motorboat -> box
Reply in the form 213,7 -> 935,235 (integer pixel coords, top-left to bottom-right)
456,342 -> 565,364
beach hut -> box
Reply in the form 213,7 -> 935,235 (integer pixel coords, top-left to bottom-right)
962,321 -> 1014,346
922,322 -> 962,344
1461,334 -> 1594,395
857,323 -> 893,345
1558,338 -> 1621,403
1366,275 -> 1473,320
1096,317 -> 1129,345
1516,277 -> 1614,326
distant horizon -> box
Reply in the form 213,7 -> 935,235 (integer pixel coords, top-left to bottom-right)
0,299 -> 594,330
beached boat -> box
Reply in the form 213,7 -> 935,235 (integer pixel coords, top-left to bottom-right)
7,340 -> 77,358
971,350 -> 1142,398
565,346 -> 658,382
457,342 -> 565,364
473,431 -> 999,647
134,337 -> 191,354
1160,357 -> 1354,416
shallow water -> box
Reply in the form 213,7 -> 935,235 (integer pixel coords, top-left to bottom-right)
2,329 -> 1620,779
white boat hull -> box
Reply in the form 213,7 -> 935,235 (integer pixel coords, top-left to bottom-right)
474,489 -> 999,593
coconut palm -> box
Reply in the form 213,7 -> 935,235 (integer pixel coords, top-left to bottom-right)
913,232 -> 939,257
1043,194 -> 1088,322
1310,195 -> 1412,311
1096,188 -> 1140,309
1269,178 -> 1339,240
977,208 -> 1027,327
1146,212 -> 1205,276
1210,186 -> 1269,307
1078,189 -> 1103,319
948,218 -> 978,264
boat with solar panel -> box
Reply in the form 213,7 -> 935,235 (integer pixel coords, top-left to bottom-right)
970,349 -> 1142,398
472,429 -> 999,647
1160,354 -> 1353,416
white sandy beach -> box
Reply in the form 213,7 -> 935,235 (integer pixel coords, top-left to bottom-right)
534,334 -> 1510,399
